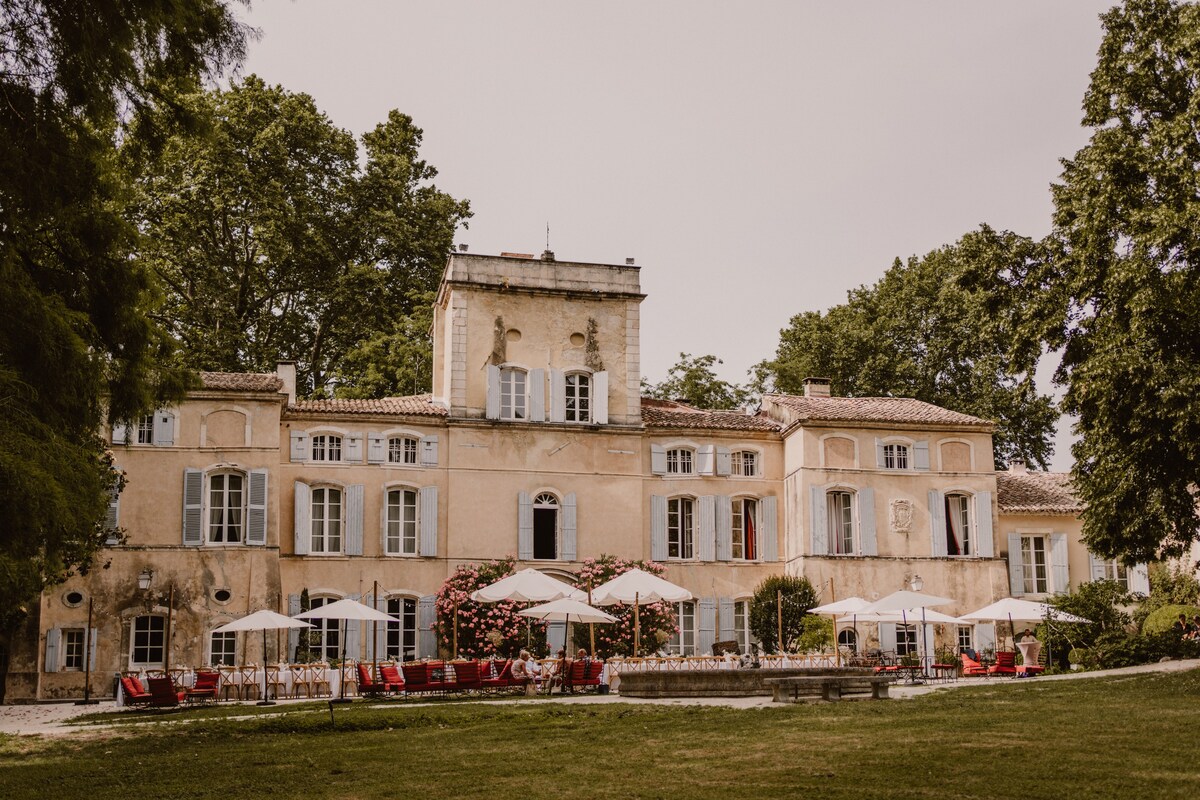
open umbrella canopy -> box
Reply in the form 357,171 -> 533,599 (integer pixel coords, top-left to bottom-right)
960,597 -> 1091,625
862,589 -> 954,614
213,609 -> 314,633
294,598 -> 398,622
470,568 -> 586,603
856,608 -> 965,625
811,597 -> 871,616
591,568 -> 691,605
518,598 -> 618,624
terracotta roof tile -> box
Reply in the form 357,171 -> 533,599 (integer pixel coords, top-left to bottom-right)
199,372 -> 284,392
765,393 -> 991,428
641,398 -> 781,432
996,471 -> 1082,515
286,394 -> 447,417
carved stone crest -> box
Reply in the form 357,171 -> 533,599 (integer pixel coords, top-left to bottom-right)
890,499 -> 913,534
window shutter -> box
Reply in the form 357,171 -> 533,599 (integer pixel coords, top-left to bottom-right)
650,444 -> 667,475
419,486 -> 438,557
1007,533 -> 1025,596
345,594 -> 362,660
878,622 -> 896,654
44,628 -> 61,673
715,495 -> 732,561
760,496 -> 778,562
858,488 -> 877,555
593,371 -> 609,424
810,486 -> 829,556
373,594 -> 388,662
345,435 -> 363,463
698,496 -> 716,561
1088,553 -> 1106,581
105,484 -> 121,545
549,369 -> 566,423
1129,563 -> 1151,595
290,431 -> 308,462
367,432 -> 385,464
698,598 -> 717,656
418,595 -> 437,658
293,482 -> 311,556
485,364 -> 501,420
696,445 -> 715,476
1049,534 -> 1069,594
182,469 -> 204,546
246,469 -> 268,546
287,594 -> 301,659
111,423 -> 128,445
345,484 -> 364,556
380,492 -> 390,556
928,490 -> 947,556
153,410 -> 174,446
650,495 -> 667,561
528,368 -> 546,422
562,492 -> 578,561
913,441 -> 930,471
420,435 -> 439,467
518,492 -> 534,560
974,623 -> 996,653
547,622 -> 566,652
718,597 -> 735,643
974,491 -> 994,557
88,627 -> 98,671
715,446 -> 732,476
875,438 -> 885,468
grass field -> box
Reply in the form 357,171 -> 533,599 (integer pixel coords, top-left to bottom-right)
3,670 -> 1199,800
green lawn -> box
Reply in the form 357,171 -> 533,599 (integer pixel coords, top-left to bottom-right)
4,670 -> 1199,800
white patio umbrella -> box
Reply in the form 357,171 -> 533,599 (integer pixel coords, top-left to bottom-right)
519,598 -> 618,652
591,568 -> 692,658
213,609 -> 314,706
862,588 -> 955,675
294,598 -> 400,703
470,568 -> 587,602
960,597 -> 1091,662
811,597 -> 871,664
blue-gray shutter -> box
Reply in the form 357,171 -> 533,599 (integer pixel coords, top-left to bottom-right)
485,365 -> 501,419
182,468 -> 204,546
547,621 -> 567,653
698,496 -> 716,561
698,598 -> 717,656
105,483 -> 121,545
760,496 -> 778,562
287,594 -> 301,659
1089,553 -> 1107,581
549,369 -> 566,423
913,441 -> 930,470
88,627 -> 98,671
715,446 -> 732,476
44,628 -> 60,673
246,469 -> 268,546
1008,533 -> 1025,596
528,368 -> 546,422
345,484 -> 364,556
290,431 -> 308,462
875,438 -> 885,468
1050,533 -> 1069,594
111,423 -> 128,445
420,435 -> 439,467
715,495 -> 732,561
975,491 -> 994,557
858,487 -> 877,555
418,595 -> 437,658
1129,564 -> 1151,595
650,444 -> 667,475
718,597 -> 735,643
696,445 -> 715,476
419,486 -> 438,557
562,492 -> 577,561
650,495 -> 667,561
345,435 -> 363,463
593,371 -> 609,425
293,482 -> 311,556
373,594 -> 388,662
879,622 -> 896,654
928,490 -> 947,556
153,410 -> 174,446
518,492 -> 534,560
367,432 -> 385,464
810,486 -> 828,555
345,594 -> 362,660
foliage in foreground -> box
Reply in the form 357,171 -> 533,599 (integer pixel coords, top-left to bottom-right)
643,353 -> 751,410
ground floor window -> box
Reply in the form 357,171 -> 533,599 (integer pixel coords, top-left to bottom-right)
957,626 -> 974,653
386,597 -> 418,662
895,625 -> 917,657
210,631 -> 237,666
63,629 -> 85,670
837,628 -> 858,653
533,493 -> 559,560
132,615 -> 165,666
733,600 -> 751,653
306,596 -> 341,662
667,600 -> 696,655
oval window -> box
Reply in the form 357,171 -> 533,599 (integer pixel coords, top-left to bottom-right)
213,589 -> 232,603
64,591 -> 84,607
569,332 -> 585,347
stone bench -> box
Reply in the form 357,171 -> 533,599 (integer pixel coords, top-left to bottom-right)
763,675 -> 892,703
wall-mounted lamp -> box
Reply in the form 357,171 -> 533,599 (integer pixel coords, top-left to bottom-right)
910,574 -> 924,592
137,568 -> 154,591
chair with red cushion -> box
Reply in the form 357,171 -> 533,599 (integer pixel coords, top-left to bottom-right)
445,660 -> 482,693
960,652 -> 988,677
147,676 -> 186,708
565,659 -> 604,693
988,650 -> 1018,677
121,675 -> 152,707
379,664 -> 405,692
401,661 -> 442,695
480,660 -> 513,692
190,671 -> 220,702
357,663 -> 397,697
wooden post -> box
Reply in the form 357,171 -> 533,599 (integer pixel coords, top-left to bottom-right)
776,589 -> 783,655
633,591 -> 640,659
372,580 -> 379,680
164,583 -> 174,673
453,599 -> 459,659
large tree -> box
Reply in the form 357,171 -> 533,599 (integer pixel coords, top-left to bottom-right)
757,226 -> 1058,469
0,2 -> 244,633
129,78 -> 471,396
645,353 -> 751,410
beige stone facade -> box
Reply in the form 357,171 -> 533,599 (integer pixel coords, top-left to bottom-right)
8,251 -> 1137,701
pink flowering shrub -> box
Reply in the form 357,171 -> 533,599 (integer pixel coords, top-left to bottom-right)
433,556 -> 548,658
573,555 -> 678,658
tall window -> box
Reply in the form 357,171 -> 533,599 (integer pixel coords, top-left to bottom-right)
1020,535 -> 1049,593
733,600 -> 751,653
500,368 -> 527,420
307,596 -> 340,662
565,373 -> 591,423
136,415 -> 154,444
310,487 -> 343,553
131,615 -> 165,666
895,624 -> 917,656
732,498 -> 758,560
1099,560 -> 1129,589
208,472 -> 244,543
210,631 -> 237,666
883,443 -> 909,470
63,629 -> 85,670
385,488 -> 419,555
667,497 -> 694,559
944,493 -> 972,555
957,626 -> 974,653
666,448 -> 694,475
386,597 -> 418,662
533,493 -> 559,560
668,600 -> 696,655
826,491 -> 855,555
311,434 -> 342,462
388,436 -> 419,465
731,451 -> 757,477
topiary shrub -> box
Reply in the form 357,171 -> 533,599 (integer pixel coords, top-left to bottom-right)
1142,604 -> 1200,635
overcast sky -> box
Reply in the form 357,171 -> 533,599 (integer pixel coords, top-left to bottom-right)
236,1 -> 1116,470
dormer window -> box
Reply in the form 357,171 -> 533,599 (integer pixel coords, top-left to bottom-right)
311,435 -> 342,462
500,368 -> 527,420
667,448 -> 694,475
388,436 -> 419,465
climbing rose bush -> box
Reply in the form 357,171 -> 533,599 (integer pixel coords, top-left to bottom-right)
434,556 -> 548,658
572,555 -> 678,658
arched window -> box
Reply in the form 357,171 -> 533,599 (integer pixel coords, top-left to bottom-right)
565,373 -> 591,423
826,490 -> 856,555
732,498 -> 759,560
388,436 -> 420,465
385,488 -> 419,555
837,628 -> 858,653
385,596 -> 418,662
310,487 -> 343,553
500,367 -> 528,420
311,434 -> 343,462
667,497 -> 694,559
306,596 -> 341,661
666,448 -> 694,475
208,471 -> 245,543
533,493 -> 559,560
944,492 -> 973,556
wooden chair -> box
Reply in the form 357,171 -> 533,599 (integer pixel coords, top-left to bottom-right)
339,662 -> 358,697
264,664 -> 287,701
308,663 -> 332,697
238,664 -> 260,700
289,663 -> 312,698
217,665 -> 240,700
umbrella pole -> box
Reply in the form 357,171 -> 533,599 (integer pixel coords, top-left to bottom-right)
372,580 -> 379,681
332,619 -> 351,704
588,586 -> 595,656
633,592 -> 640,659
258,628 -> 275,706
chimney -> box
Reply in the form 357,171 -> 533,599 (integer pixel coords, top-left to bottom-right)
803,377 -> 832,398
541,249 -> 556,261
276,361 -> 297,405
626,257 -> 636,265
458,243 -> 468,252
1009,459 -> 1028,474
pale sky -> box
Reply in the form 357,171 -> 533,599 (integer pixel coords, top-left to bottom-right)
236,1 -> 1116,470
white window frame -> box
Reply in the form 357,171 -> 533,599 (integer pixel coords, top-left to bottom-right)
1099,559 -> 1129,589
731,497 -> 759,561
837,627 -> 858,653
387,436 -> 420,466
310,485 -> 344,554
385,486 -> 420,556
668,600 -> 696,656
944,491 -> 974,557
957,625 -> 974,652
500,367 -> 528,421
565,372 -> 591,423
210,630 -> 237,666
666,448 -> 695,475
730,450 -> 759,477
532,492 -> 560,560
62,628 -> 86,671
306,595 -> 341,662
733,599 -> 752,654
883,443 -> 910,470
385,596 -> 419,662
130,615 -> 166,667
1020,534 -> 1050,595
207,470 -> 246,544
667,496 -> 695,560
136,414 -> 154,445
826,489 -> 856,555
311,433 -> 344,462
895,624 -> 917,656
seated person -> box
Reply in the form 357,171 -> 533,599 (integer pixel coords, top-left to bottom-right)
546,648 -> 568,691
575,648 -> 590,662
510,650 -> 532,685
524,651 -> 544,688
1175,613 -> 1190,635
